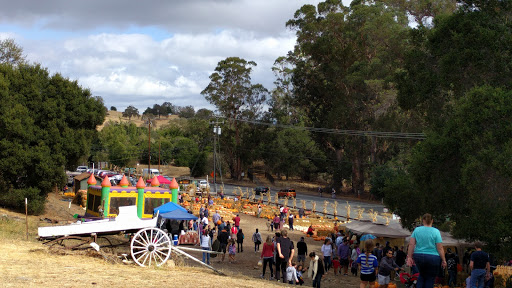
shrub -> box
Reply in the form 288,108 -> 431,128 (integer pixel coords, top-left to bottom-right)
0,187 -> 46,215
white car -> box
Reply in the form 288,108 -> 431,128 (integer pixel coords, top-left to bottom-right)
76,166 -> 88,172
199,180 -> 209,189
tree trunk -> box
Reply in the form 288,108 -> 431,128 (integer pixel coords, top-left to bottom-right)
370,136 -> 377,163
351,155 -> 364,196
332,148 -> 344,192
235,123 -> 242,181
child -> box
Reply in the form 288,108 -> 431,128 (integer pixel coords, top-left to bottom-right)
466,275 -> 471,288
351,259 -> 359,276
332,256 -> 341,275
228,238 -> 236,263
286,262 -> 299,285
270,220 -> 274,231
296,264 -> 306,285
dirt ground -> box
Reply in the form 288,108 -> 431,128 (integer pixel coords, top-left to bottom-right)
0,192 -> 371,288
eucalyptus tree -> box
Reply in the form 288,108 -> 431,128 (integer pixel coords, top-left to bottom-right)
201,57 -> 268,180
286,0 -> 410,193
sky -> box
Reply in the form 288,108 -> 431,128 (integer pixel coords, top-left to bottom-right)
0,0 -> 340,113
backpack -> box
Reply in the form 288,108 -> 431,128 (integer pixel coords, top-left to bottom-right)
447,258 -> 456,271
317,258 -> 325,275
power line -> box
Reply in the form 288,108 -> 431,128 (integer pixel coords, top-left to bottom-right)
222,117 -> 426,140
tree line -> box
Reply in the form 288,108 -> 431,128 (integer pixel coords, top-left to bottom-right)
119,103 -> 211,120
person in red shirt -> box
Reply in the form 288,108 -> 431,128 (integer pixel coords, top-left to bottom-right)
233,214 -> 241,228
230,225 -> 238,239
307,225 -> 314,237
260,235 -> 275,280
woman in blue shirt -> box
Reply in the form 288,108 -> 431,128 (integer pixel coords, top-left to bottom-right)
406,213 -> 447,288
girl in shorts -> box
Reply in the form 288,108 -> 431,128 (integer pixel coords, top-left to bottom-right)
356,240 -> 379,288
228,238 -> 236,263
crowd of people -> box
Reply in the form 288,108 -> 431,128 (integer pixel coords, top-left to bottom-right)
173,200 -> 501,288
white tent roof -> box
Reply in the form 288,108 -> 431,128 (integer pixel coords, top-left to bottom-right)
343,221 -> 411,238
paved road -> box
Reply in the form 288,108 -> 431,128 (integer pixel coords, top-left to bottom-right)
210,183 -> 395,225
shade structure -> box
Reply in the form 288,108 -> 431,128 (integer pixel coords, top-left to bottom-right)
344,221 -> 410,238
146,175 -> 171,185
159,209 -> 197,221
154,201 -> 188,214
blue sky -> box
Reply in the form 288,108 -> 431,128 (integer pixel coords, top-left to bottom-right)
0,0 -> 343,113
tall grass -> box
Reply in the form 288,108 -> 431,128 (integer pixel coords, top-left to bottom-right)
0,215 -> 39,241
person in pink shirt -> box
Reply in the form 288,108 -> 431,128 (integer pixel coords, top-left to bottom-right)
273,214 -> 281,230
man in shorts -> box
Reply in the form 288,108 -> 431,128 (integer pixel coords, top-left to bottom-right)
296,236 -> 308,266
378,249 -> 400,287
217,228 -> 229,262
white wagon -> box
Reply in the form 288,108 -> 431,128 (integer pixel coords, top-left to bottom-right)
38,205 -> 171,267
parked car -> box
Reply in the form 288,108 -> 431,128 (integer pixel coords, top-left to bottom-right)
142,168 -> 160,178
76,166 -> 88,173
255,186 -> 269,195
278,188 -> 296,198
198,180 -> 209,189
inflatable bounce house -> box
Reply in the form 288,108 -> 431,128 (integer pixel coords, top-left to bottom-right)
85,174 -> 179,219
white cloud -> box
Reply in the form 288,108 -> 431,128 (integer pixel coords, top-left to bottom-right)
0,0 -> 336,111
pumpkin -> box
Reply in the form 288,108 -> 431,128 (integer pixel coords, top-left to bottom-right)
388,283 -> 397,288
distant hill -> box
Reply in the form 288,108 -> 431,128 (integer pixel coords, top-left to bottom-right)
97,110 -> 179,131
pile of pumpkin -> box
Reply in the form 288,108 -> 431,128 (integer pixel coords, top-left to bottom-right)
374,283 -> 397,288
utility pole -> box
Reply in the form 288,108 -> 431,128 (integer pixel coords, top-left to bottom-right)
158,142 -> 161,173
147,119 -> 152,175
209,118 -> 224,194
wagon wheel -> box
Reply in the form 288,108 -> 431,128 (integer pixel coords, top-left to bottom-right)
130,228 -> 171,267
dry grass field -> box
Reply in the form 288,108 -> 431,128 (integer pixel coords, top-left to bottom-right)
97,110 -> 179,131
0,238 -> 287,288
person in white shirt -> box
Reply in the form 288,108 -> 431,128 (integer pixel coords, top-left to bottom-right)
200,231 -> 211,265
286,262 -> 299,284
201,216 -> 209,228
321,238 -> 333,272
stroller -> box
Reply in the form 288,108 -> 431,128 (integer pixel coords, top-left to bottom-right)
400,272 -> 419,288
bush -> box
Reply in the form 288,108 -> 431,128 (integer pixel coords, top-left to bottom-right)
0,187 -> 46,215
369,164 -> 396,200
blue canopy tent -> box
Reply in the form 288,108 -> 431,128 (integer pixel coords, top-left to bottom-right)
160,209 -> 197,221
154,202 -> 196,221
154,201 -> 188,214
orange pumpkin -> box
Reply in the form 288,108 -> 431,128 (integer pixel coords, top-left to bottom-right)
388,283 -> 397,288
